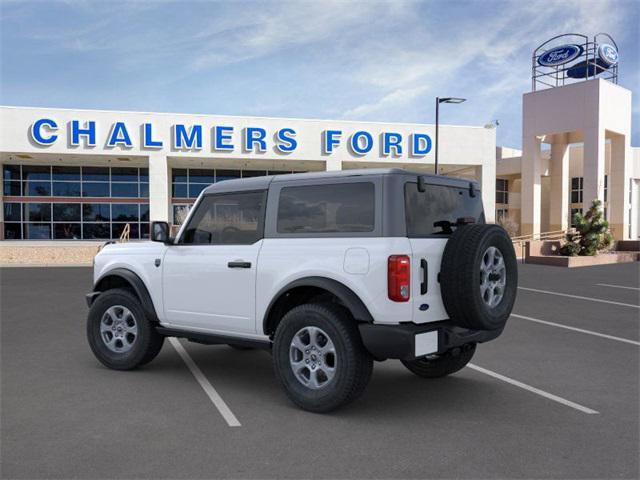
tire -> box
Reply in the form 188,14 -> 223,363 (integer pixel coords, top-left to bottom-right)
272,303 -> 373,413
401,344 -> 476,378
87,288 -> 164,370
440,224 -> 518,331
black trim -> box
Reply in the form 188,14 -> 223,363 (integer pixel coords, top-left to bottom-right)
262,276 -> 374,335
358,321 -> 503,361
156,327 -> 271,350
92,268 -> 159,322
85,291 -> 101,307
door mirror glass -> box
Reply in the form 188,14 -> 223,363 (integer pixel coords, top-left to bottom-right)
151,221 -> 170,243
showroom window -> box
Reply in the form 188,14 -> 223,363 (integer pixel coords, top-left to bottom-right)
3,164 -> 149,240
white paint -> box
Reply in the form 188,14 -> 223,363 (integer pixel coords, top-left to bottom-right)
511,313 -> 640,346
596,283 -> 640,291
518,286 -> 640,309
169,337 -> 241,427
467,364 -> 599,415
414,331 -> 438,356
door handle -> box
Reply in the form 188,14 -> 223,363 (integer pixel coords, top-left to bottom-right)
228,261 -> 251,269
420,259 -> 428,295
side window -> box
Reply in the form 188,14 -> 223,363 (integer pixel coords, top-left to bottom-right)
277,182 -> 375,234
180,191 -> 265,245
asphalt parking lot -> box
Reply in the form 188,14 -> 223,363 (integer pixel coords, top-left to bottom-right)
1,263 -> 638,479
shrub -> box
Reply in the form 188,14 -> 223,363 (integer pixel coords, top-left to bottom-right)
497,215 -> 519,237
560,199 -> 613,256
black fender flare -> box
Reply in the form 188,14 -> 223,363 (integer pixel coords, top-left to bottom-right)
262,276 -> 374,335
92,268 -> 159,322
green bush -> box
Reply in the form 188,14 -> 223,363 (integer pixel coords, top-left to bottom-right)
560,199 -> 613,256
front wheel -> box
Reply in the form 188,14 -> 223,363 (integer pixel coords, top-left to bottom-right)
401,344 -> 476,378
87,288 -> 164,370
272,303 -> 373,412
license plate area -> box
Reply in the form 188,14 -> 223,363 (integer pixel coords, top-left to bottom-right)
414,330 -> 438,357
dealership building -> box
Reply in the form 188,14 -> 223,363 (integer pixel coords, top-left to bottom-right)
0,106 -> 496,241
0,34 -> 638,246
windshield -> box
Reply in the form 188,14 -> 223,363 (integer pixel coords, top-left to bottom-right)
404,182 -> 484,237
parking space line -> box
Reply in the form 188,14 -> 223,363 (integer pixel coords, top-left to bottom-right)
596,283 -> 640,291
168,338 -> 241,427
467,364 -> 599,415
518,286 -> 640,309
512,313 -> 640,346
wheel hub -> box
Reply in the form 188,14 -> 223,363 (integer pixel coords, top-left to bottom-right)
289,326 -> 337,389
480,246 -> 507,308
100,305 -> 138,353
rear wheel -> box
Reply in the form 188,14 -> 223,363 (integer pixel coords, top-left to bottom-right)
401,344 -> 476,378
272,303 -> 373,412
87,288 -> 164,370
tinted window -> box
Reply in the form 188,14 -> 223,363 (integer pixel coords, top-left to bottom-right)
83,203 -> 110,221
52,166 -> 80,181
277,183 -> 374,234
23,166 -> 50,181
52,182 -> 81,197
405,183 -> 484,236
181,191 -> 265,245
25,181 -> 51,196
111,183 -> 139,197
53,203 -> 81,221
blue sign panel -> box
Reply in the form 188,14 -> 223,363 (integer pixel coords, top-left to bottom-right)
537,44 -> 583,67
598,44 -> 618,66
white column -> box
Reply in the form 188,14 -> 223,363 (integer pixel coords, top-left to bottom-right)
148,153 -> 171,223
521,135 -> 543,236
549,135 -> 569,232
325,158 -> 342,171
476,163 -> 495,223
582,126 -> 605,211
609,134 -> 631,240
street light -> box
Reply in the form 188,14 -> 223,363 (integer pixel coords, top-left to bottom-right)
435,97 -> 466,175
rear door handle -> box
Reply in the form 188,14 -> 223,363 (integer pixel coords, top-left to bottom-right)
228,261 -> 251,269
420,259 -> 428,295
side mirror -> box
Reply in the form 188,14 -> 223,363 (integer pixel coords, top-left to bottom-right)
151,221 -> 171,244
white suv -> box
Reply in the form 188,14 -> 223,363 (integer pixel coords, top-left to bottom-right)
87,169 -> 517,412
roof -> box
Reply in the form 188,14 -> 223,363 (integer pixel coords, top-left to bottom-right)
202,168 -> 477,195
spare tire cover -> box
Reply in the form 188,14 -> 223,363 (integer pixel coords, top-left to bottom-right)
439,224 -> 517,331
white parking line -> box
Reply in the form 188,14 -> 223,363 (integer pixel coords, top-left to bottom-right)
467,364 -> 599,415
518,286 -> 640,309
596,283 -> 640,291
169,337 -> 241,427
511,313 -> 640,346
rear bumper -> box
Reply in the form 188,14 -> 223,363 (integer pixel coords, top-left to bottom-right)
358,321 -> 503,361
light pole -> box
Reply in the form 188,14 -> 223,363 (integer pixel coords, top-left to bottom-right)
435,97 -> 466,175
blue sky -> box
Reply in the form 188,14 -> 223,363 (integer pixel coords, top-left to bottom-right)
1,0 -> 638,148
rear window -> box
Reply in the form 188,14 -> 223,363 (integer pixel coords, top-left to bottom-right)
277,182 -> 375,234
405,182 -> 484,236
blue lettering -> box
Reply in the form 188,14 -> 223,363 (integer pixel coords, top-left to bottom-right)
143,123 -> 163,148
275,128 -> 297,153
71,120 -> 96,147
383,132 -> 403,156
107,122 -> 132,148
323,130 -> 342,154
214,126 -> 234,151
173,124 -> 203,149
30,118 -> 58,145
244,127 -> 267,152
350,131 -> 373,155
411,133 -> 432,156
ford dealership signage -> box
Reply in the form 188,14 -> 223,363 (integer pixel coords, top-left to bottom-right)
537,44 -> 583,67
598,43 -> 618,66
28,118 -> 433,157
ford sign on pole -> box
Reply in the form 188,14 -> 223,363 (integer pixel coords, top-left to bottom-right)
598,44 -> 619,66
537,44 -> 583,67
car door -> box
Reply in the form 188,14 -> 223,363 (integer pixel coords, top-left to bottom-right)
162,190 -> 266,334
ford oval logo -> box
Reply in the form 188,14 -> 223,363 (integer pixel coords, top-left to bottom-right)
598,44 -> 618,66
538,44 -> 583,67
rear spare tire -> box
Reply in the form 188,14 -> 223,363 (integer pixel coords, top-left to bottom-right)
440,224 -> 517,331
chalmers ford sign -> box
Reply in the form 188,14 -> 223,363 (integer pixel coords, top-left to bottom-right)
29,118 -> 433,157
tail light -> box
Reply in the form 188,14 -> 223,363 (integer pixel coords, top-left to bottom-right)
388,255 -> 410,302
